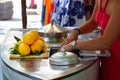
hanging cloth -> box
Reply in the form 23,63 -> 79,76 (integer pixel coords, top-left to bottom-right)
44,0 -> 54,25
30,0 -> 34,8
41,0 -> 46,26
52,0 -> 85,27
69,0 -> 86,27
51,0 -> 72,27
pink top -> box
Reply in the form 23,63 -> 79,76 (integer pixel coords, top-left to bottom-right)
95,0 -> 120,80
95,0 -> 109,33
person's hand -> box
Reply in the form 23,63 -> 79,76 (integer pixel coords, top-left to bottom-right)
63,29 -> 79,45
59,29 -> 78,49
59,43 -> 73,52
58,31 -> 78,51
62,43 -> 73,52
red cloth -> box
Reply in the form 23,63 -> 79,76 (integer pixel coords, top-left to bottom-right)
30,0 -> 34,7
95,0 -> 120,80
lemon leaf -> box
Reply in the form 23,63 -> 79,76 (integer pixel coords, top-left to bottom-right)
33,50 -> 42,55
14,36 -> 21,42
10,47 -> 19,54
20,54 -> 29,57
15,44 -> 19,50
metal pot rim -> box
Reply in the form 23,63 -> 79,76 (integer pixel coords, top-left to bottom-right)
39,31 -> 68,38
49,51 -> 79,66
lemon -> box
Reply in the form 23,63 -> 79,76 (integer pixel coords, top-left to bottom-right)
38,37 -> 44,42
18,43 -> 30,56
31,39 -> 45,53
30,30 -> 39,40
42,45 -> 48,53
23,32 -> 36,45
14,41 -> 24,49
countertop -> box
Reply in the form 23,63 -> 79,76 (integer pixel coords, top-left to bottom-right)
0,28 -> 98,80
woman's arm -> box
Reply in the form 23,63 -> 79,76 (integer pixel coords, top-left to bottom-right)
60,0 -> 99,49
63,0 -> 120,51
75,0 -> 120,50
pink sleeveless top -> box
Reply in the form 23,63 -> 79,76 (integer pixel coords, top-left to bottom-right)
95,0 -> 120,80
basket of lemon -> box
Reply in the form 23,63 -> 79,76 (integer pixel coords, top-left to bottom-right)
9,30 -> 48,59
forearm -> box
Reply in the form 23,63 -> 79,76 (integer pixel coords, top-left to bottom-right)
78,18 -> 98,35
76,36 -> 111,51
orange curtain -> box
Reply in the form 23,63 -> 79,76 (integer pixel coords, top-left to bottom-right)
44,0 -> 54,25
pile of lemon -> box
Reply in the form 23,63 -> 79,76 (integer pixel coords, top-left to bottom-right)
13,30 -> 46,56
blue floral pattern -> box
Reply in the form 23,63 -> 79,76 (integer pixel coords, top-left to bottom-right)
52,0 -> 85,27
71,1 -> 85,19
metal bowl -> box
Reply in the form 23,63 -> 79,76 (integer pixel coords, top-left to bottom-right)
43,37 -> 65,43
39,22 -> 68,44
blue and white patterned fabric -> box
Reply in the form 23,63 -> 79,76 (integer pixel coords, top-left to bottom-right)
52,0 -> 86,27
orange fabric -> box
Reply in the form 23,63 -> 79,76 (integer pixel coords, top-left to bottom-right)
44,0 -> 54,25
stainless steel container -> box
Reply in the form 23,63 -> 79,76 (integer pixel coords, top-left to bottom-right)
49,48 -> 79,66
39,20 -> 68,47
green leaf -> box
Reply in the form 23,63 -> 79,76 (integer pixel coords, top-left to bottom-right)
14,36 -> 21,42
15,44 -> 19,50
20,54 -> 29,57
9,47 -> 19,54
33,50 -> 42,55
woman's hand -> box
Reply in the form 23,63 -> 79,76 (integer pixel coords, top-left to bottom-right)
63,29 -> 79,45
62,43 -> 73,52
58,43 -> 73,52
58,30 -> 78,52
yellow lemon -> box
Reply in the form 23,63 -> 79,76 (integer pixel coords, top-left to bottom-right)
38,37 -> 44,42
31,43 -> 42,53
23,32 -> 36,45
42,45 -> 48,53
14,41 -> 24,49
18,43 -> 30,56
31,39 -> 45,53
30,30 -> 39,40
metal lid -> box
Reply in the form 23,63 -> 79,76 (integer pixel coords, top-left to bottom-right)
44,23 -> 66,33
49,48 -> 79,66
38,20 -> 68,44
39,19 -> 67,33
